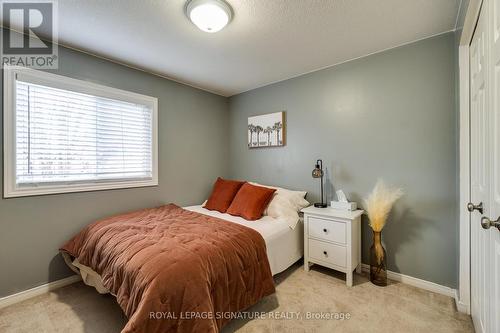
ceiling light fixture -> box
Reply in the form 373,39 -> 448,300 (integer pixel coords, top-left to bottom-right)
186,0 -> 232,33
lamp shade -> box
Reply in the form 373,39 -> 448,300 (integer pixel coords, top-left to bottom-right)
312,165 -> 323,178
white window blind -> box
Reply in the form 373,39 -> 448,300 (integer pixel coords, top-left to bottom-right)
4,66 -> 158,197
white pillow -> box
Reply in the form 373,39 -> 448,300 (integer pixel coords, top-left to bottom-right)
250,182 -> 310,229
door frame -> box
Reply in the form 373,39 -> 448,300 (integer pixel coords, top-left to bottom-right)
457,0 -> 483,315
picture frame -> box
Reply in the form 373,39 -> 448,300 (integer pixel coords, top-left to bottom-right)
247,111 -> 285,148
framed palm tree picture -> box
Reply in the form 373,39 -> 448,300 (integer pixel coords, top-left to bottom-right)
248,111 -> 285,148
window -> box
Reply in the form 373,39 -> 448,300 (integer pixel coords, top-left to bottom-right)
3,66 -> 158,197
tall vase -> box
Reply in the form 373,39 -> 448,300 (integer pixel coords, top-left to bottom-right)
370,231 -> 387,286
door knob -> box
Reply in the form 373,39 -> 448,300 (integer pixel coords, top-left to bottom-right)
481,216 -> 500,231
467,202 -> 484,214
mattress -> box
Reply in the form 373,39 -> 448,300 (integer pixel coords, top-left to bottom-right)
63,205 -> 303,294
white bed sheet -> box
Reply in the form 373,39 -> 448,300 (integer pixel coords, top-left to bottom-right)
64,205 -> 303,294
184,205 -> 303,275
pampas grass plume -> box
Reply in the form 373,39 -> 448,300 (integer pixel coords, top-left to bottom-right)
364,180 -> 403,232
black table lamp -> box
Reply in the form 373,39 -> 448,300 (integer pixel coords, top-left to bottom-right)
312,159 -> 327,208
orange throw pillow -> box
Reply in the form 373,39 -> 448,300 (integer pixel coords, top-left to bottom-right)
204,177 -> 246,213
227,183 -> 276,220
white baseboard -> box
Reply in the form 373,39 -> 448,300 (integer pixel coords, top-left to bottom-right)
0,274 -> 81,310
360,264 -> 456,298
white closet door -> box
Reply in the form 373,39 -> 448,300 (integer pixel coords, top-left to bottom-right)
488,0 -> 500,332
470,3 -> 490,333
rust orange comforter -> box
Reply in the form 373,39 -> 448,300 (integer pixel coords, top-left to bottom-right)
60,204 -> 275,333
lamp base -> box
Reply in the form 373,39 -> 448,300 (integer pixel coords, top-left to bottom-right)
314,203 -> 327,208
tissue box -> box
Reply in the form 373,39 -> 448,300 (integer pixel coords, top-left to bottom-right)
330,201 -> 357,211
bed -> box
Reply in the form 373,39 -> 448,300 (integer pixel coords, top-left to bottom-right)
61,203 -> 303,333
65,205 -> 303,291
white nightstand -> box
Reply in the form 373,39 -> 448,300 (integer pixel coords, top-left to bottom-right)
301,206 -> 364,287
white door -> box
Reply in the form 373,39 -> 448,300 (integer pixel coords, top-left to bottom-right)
470,0 -> 500,332
470,4 -> 490,331
487,0 -> 500,332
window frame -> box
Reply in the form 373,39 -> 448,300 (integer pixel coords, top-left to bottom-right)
3,65 -> 159,198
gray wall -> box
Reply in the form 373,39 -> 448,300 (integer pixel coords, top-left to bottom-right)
228,33 -> 458,287
0,44 -> 229,297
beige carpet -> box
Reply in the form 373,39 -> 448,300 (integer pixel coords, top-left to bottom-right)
0,263 -> 473,333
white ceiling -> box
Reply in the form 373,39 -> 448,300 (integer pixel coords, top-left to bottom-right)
6,0 -> 462,96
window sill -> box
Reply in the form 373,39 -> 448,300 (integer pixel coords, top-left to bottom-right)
3,179 -> 159,198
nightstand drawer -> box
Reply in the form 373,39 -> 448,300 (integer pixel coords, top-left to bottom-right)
308,216 -> 346,244
309,239 -> 346,267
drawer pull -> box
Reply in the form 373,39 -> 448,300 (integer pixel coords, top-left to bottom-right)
323,251 -> 328,256
323,228 -> 328,233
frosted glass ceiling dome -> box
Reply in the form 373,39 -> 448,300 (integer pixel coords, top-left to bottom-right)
186,0 -> 233,33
